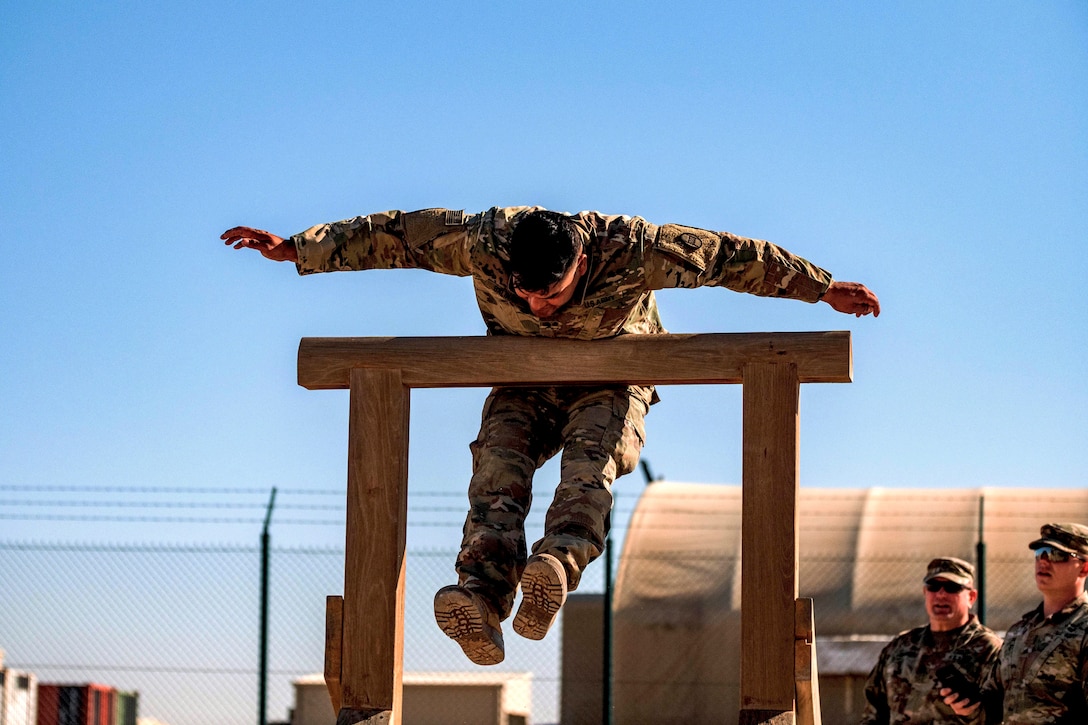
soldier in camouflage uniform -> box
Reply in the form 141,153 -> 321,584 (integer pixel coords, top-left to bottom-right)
223,206 -> 880,665
860,557 -> 1002,724
948,523 -> 1088,724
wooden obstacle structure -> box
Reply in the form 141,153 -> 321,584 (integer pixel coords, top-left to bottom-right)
298,332 -> 850,725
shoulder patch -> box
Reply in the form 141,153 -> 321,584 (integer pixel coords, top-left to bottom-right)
404,208 -> 464,249
654,224 -> 721,273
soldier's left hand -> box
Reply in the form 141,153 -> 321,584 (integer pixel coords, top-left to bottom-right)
820,281 -> 880,317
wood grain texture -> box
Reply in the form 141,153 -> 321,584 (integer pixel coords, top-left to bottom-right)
795,598 -> 822,725
325,595 -> 343,713
298,332 -> 851,390
341,369 -> 409,715
741,362 -> 800,714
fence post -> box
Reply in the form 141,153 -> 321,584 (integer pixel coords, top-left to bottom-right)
259,487 -> 277,725
976,495 -> 986,624
604,498 -> 614,725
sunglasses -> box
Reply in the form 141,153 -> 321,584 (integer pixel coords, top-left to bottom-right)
926,581 -> 966,594
1035,546 -> 1084,564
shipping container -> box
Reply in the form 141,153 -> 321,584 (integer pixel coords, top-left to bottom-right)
35,684 -> 59,725
36,683 -> 114,725
113,691 -> 137,725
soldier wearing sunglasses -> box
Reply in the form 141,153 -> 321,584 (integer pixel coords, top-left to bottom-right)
861,557 -> 1001,724
948,522 -> 1088,723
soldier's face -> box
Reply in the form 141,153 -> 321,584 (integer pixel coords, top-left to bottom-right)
1034,547 -> 1088,595
924,579 -> 976,631
515,253 -> 588,319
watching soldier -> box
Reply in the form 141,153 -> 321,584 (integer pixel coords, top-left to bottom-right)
948,523 -> 1088,723
861,556 -> 1001,724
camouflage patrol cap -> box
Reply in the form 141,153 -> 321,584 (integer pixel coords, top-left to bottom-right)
1028,523 -> 1088,557
923,557 -> 975,588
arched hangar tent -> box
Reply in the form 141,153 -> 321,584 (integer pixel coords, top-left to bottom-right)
607,483 -> 1088,725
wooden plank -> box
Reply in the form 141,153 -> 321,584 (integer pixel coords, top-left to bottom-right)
297,332 -> 852,390
795,598 -> 822,725
340,368 -> 409,716
740,362 -> 800,718
325,595 -> 344,713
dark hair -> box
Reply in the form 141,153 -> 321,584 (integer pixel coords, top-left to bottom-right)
508,210 -> 582,293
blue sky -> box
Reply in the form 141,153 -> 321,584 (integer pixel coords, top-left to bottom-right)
2,2 -> 1086,550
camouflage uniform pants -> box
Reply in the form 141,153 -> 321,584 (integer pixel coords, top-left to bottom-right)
457,384 -> 653,618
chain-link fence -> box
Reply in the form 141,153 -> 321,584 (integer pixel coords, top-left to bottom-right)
0,542 -> 572,725
3,485 -> 1086,725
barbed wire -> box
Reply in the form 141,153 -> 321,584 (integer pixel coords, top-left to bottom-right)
0,540 -> 1049,565
4,483 -> 1084,502
0,499 -> 345,510
0,484 -> 342,495
14,663 -> 261,675
1,512 -> 1082,534
2,483 -> 1085,532
0,513 -> 340,524
0,541 -> 259,553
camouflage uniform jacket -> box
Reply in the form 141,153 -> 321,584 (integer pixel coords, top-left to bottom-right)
981,593 -> 1088,724
860,615 -> 1002,725
290,206 -> 833,339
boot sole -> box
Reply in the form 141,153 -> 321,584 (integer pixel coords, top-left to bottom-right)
434,589 -> 504,666
513,559 -> 566,640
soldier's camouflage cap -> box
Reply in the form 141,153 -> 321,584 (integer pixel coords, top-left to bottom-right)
1028,522 -> 1088,557
923,557 -> 975,587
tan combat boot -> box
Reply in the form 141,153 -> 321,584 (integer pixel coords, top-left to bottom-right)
512,553 -> 568,640
434,585 -> 505,666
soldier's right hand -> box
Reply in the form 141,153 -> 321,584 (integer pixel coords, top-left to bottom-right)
221,226 -> 298,263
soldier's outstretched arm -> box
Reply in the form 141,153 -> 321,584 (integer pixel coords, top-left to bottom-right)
221,226 -> 299,263
820,281 -> 880,317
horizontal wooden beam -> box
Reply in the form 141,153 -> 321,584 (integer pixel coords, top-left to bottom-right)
297,332 -> 851,390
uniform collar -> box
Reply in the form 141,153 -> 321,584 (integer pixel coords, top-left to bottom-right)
1028,591 -> 1088,624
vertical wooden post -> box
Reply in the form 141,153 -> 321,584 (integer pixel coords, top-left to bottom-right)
337,368 -> 410,725
794,598 -> 822,725
740,362 -> 800,725
325,595 -> 344,712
